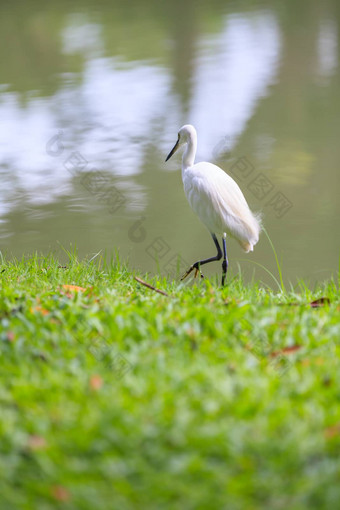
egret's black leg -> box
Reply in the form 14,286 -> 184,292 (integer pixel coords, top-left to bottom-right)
181,233 -> 222,281
221,236 -> 228,286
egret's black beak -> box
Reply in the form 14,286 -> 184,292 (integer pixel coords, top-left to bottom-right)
165,137 -> 180,162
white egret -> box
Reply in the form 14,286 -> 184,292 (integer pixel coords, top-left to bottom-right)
165,124 -> 261,285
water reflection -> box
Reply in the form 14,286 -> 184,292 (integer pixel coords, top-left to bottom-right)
0,0 -> 339,286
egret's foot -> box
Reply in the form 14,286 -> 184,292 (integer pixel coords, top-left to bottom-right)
194,268 -> 204,279
180,267 -> 192,280
180,264 -> 204,281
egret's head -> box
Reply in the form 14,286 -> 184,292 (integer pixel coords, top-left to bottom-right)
165,124 -> 196,162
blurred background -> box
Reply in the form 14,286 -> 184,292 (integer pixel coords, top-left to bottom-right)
0,0 -> 339,287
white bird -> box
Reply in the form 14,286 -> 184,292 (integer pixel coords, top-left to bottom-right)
165,124 -> 261,285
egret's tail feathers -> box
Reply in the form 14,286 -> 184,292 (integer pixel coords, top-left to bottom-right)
241,241 -> 254,252
254,211 -> 263,231
237,210 -> 262,252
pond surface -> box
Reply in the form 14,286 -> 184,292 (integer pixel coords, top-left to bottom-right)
1,0 -> 339,287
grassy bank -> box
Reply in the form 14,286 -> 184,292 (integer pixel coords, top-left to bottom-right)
0,254 -> 339,509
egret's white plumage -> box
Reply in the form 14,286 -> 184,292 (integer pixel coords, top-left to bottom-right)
183,161 -> 260,252
165,124 -> 261,284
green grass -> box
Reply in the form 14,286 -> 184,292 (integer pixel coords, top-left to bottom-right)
0,254 -> 339,510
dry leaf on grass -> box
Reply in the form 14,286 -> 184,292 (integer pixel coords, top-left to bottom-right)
278,297 -> 331,308
62,284 -> 87,292
310,297 -> 331,308
270,345 -> 301,358
27,435 -> 47,451
51,485 -> 70,502
325,423 -> 340,439
6,331 -> 15,342
60,284 -> 88,298
30,305 -> 50,316
90,374 -> 103,391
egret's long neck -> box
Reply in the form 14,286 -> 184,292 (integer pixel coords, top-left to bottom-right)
182,134 -> 197,170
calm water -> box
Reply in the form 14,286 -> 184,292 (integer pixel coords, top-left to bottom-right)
1,0 -> 339,287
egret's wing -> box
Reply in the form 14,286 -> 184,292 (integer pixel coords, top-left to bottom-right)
183,162 -> 261,250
